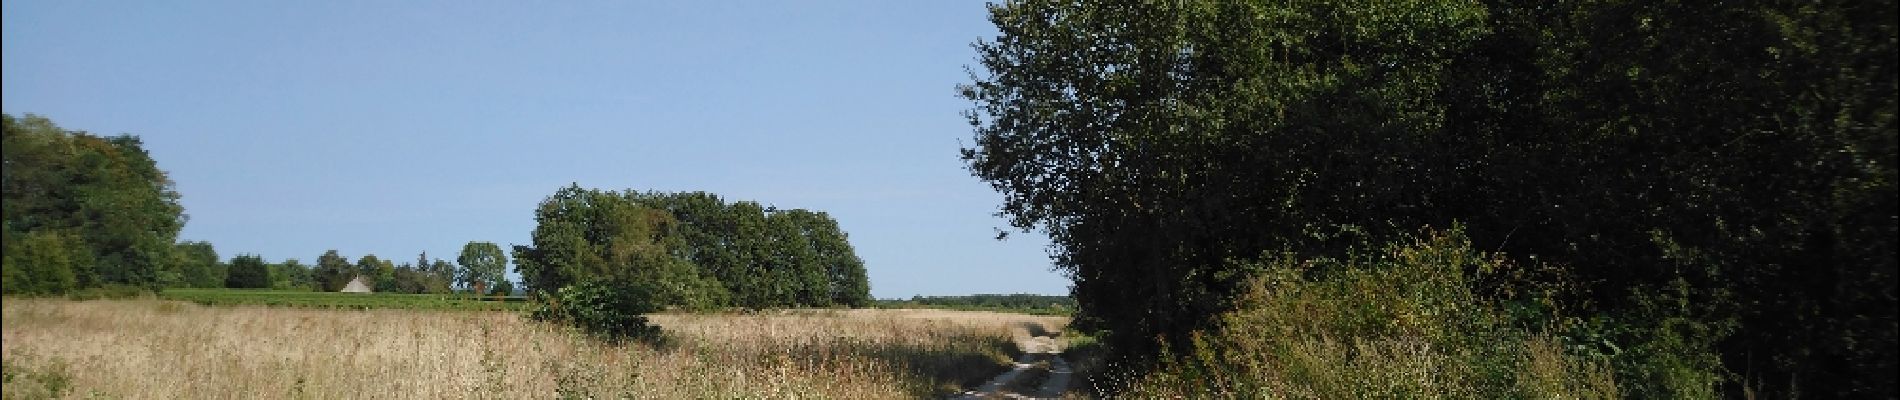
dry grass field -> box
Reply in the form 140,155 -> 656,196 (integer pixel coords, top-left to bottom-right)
1,298 -> 1066,399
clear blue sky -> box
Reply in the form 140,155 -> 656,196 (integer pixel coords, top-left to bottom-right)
1,0 -> 1066,298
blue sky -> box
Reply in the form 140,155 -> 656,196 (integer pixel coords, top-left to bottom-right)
1,0 -> 1066,298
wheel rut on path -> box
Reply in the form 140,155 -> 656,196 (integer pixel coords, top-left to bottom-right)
954,333 -> 1072,399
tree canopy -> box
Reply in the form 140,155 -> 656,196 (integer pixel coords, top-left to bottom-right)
171,241 -> 223,289
513,185 -> 872,309
2,114 -> 187,293
313,250 -> 353,292
223,254 -> 271,289
456,241 -> 508,293
963,0 -> 1894,396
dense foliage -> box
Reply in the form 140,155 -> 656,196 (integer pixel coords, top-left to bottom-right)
2,114 -> 187,293
222,254 -> 272,289
456,242 -> 508,293
1125,228 -> 1620,397
962,0 -> 1894,396
528,279 -> 663,341
513,185 -> 873,310
170,241 -> 223,289
312,250 -> 353,292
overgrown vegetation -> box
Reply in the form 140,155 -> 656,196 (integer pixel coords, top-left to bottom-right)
962,0 -> 1895,397
1,352 -> 75,400
1110,228 -> 1624,397
529,279 -> 663,341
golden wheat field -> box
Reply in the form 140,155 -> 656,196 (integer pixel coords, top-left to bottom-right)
0,298 -> 1066,399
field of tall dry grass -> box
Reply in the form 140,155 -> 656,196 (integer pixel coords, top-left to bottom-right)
1,298 -> 1065,399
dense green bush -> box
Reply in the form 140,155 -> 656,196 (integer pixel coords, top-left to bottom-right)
1117,229 -> 1680,398
513,185 -> 870,310
223,254 -> 272,289
1,231 -> 85,296
530,280 -> 662,342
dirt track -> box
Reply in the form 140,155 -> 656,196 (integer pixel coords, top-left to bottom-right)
954,327 -> 1072,399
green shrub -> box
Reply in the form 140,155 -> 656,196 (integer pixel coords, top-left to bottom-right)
1110,227 -> 1734,398
223,254 -> 271,289
1118,228 -> 1627,398
1,231 -> 85,295
530,280 -> 662,342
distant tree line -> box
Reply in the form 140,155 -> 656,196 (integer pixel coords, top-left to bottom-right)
963,0 -> 1894,397
514,185 -> 872,310
879,294 -> 1074,313
300,246 -> 511,295
0,114 -> 520,296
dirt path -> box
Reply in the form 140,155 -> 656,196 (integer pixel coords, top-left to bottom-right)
954,332 -> 1072,399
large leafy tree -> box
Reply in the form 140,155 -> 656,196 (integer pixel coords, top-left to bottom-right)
720,201 -> 772,308
625,192 -> 870,308
516,185 -> 873,310
514,186 -> 726,308
2,114 -> 186,292
456,241 -> 508,293
806,212 -> 870,307
963,0 -> 1894,396
762,211 -> 821,306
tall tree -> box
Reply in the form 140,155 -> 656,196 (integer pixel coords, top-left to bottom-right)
2,114 -> 186,292
724,201 -> 772,308
807,212 -> 870,307
962,0 -> 1895,396
514,186 -> 727,308
456,241 -> 507,293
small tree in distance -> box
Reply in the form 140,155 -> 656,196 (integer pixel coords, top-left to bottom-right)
224,254 -> 271,289
457,241 -> 507,294
312,250 -> 352,292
